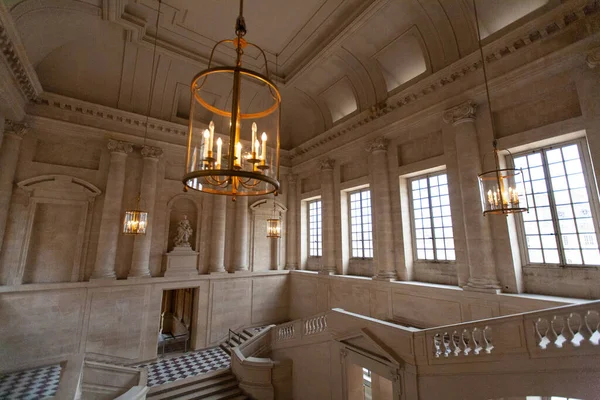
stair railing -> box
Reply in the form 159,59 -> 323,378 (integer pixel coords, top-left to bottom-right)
228,328 -> 242,347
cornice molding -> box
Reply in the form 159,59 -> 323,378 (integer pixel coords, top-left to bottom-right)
289,0 -> 600,163
0,2 -> 42,101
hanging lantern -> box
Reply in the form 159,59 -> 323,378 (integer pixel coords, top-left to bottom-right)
267,217 -> 281,238
266,197 -> 281,238
478,141 -> 528,216
183,0 -> 281,196
123,199 -> 148,234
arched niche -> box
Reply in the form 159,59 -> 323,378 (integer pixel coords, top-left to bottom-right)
249,199 -> 287,271
164,194 -> 201,253
15,175 -> 101,284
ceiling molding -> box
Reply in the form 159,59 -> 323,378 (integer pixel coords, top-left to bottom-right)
0,1 -> 42,102
288,0 -> 600,164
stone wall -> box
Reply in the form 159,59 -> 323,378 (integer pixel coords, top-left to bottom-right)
0,272 -> 289,373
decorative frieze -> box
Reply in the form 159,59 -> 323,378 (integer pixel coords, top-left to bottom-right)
107,139 -> 133,154
0,25 -> 40,101
365,136 -> 389,153
4,119 -> 28,138
141,145 -> 163,158
443,101 -> 477,126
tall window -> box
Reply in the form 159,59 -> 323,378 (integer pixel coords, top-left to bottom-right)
514,141 -> 600,266
308,200 -> 322,257
349,189 -> 373,258
410,173 -> 455,261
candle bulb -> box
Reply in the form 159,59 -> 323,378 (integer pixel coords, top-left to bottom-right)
208,120 -> 215,156
191,147 -> 197,172
255,139 -> 260,159
235,142 -> 242,167
487,189 -> 493,207
251,122 -> 257,155
216,137 -> 222,169
203,129 -> 210,158
261,132 -> 267,161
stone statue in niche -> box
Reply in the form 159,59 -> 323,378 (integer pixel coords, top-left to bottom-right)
173,215 -> 193,248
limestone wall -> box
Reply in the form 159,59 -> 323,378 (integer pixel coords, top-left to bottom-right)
288,271 -> 575,327
0,272 -> 289,373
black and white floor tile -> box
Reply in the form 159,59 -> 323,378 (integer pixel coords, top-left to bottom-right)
0,364 -> 62,400
139,347 -> 230,387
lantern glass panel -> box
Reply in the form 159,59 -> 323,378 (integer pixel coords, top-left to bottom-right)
479,168 -> 528,215
123,210 -> 148,234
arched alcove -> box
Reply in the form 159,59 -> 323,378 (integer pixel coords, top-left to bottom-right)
250,199 -> 287,271
164,194 -> 202,253
15,175 -> 101,284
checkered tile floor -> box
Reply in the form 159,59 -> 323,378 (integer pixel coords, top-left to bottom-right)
139,347 -> 230,387
0,364 -> 62,400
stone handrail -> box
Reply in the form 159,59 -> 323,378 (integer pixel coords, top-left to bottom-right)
273,312 -> 330,345
418,300 -> 600,365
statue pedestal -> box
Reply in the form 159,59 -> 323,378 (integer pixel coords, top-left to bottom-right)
164,246 -> 199,277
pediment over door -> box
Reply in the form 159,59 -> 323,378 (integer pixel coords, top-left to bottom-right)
335,328 -> 401,368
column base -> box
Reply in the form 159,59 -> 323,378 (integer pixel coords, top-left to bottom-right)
285,264 -> 298,271
319,266 -> 336,275
372,271 -> 396,281
89,274 -> 116,281
464,277 -> 501,294
127,274 -> 151,280
209,270 -> 228,274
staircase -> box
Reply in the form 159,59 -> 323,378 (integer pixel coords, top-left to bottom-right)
219,327 -> 267,355
146,369 -> 248,400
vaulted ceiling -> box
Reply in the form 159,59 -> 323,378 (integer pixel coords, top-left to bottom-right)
7,0 -> 558,149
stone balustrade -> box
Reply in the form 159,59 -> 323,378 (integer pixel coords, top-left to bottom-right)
303,313 -> 328,336
534,309 -> 600,350
433,326 -> 494,358
276,322 -> 296,342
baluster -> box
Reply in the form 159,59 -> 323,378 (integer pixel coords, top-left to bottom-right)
483,326 -> 494,354
451,331 -> 462,356
567,313 -> 584,347
433,333 -> 442,358
585,310 -> 600,346
535,318 -> 551,350
551,315 -> 567,348
472,328 -> 483,355
443,332 -> 451,357
462,329 -> 472,356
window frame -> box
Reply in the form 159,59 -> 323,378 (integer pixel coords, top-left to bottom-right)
514,138 -> 600,268
347,188 -> 374,259
307,199 -> 323,257
408,171 -> 456,263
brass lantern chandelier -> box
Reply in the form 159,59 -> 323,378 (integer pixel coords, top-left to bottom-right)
266,197 -> 281,238
473,0 -> 528,216
123,0 -> 163,234
183,0 -> 281,196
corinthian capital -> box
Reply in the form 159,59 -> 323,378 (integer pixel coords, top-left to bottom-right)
366,136 -> 389,153
586,48 -> 600,69
141,145 -> 163,159
287,173 -> 298,184
107,139 -> 133,154
443,101 -> 477,126
319,158 -> 335,171
5,120 -> 28,138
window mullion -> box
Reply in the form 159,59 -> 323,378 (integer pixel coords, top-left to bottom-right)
541,148 -> 566,266
427,176 -> 437,261
360,194 -> 365,257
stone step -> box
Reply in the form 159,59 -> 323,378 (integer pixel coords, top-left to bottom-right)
167,380 -> 241,400
200,387 -> 245,400
148,375 -> 236,400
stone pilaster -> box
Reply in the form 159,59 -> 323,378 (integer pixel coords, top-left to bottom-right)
128,145 -> 163,278
367,137 -> 396,281
0,120 -> 27,253
270,236 -> 279,270
443,101 -> 500,292
91,139 -> 133,279
285,174 -> 298,270
231,196 -> 249,272
208,195 -> 227,273
319,158 -> 336,274
579,49 -> 600,188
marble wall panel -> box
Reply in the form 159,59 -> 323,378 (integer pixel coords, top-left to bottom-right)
397,130 -> 444,166
209,279 -> 252,343
33,139 -> 101,170
85,286 -> 148,360
391,291 -> 463,328
0,289 -> 87,371
251,275 -> 289,325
